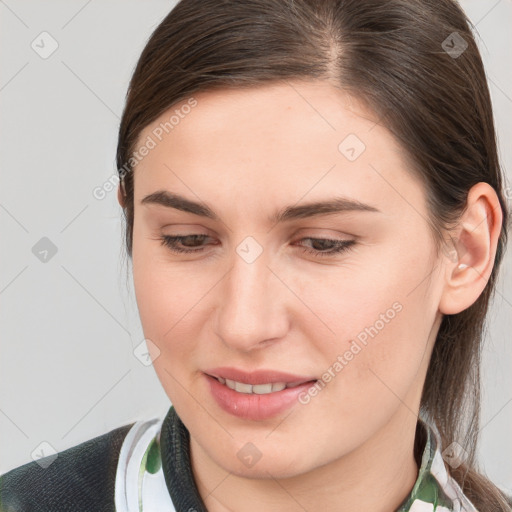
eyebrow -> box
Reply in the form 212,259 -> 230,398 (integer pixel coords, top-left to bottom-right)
141,190 -> 381,224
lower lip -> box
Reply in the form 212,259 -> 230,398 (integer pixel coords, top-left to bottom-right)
204,373 -> 318,421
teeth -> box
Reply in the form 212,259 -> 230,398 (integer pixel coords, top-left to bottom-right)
286,381 -> 304,388
271,382 -> 287,392
234,381 -> 253,393
218,378 -> 297,394
252,383 -> 273,394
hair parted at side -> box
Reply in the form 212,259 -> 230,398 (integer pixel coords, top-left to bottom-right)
115,0 -> 511,509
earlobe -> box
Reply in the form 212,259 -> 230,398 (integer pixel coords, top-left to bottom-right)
438,182 -> 503,315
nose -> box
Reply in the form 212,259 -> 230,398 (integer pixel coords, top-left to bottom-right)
213,242 -> 290,352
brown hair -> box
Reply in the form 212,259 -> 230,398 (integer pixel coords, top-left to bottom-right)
116,0 -> 511,509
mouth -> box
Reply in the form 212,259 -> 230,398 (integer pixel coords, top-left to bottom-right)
206,374 -> 317,395
203,370 -> 320,420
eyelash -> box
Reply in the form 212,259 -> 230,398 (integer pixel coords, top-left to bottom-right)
159,234 -> 356,258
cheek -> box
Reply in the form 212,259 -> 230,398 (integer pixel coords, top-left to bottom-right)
132,251 -> 205,403
132,240 -> 196,359
331,235 -> 437,344
302,244 -> 438,404
304,302 -> 431,444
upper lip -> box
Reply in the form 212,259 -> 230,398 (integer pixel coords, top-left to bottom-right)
204,367 -> 317,385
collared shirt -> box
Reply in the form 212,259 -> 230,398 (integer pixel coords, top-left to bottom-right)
115,406 -> 480,512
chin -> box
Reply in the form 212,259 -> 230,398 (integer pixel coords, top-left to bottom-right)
226,457 -> 309,480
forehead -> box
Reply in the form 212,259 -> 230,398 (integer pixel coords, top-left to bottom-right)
132,80 -> 424,222
139,81 -> 380,151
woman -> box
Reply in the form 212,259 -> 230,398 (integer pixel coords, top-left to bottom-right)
1,0 -> 511,511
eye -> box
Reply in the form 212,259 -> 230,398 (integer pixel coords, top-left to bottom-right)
159,234 -> 213,253
160,234 -> 356,258
294,237 -> 356,258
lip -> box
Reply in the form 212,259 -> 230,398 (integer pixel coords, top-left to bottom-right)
203,367 -> 316,385
203,368 -> 318,421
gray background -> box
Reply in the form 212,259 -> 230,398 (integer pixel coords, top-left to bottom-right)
1,0 -> 511,494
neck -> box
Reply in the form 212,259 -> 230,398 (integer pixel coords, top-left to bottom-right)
188,410 -> 421,512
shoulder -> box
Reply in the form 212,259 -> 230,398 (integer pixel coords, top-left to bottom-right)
0,422 -> 135,512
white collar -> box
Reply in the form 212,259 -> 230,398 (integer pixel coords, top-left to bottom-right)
115,417 -> 176,512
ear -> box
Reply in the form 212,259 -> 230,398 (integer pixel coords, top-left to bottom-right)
438,182 -> 503,315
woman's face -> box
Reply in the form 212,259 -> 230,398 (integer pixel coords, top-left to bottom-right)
129,80 -> 448,478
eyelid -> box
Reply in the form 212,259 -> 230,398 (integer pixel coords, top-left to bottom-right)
158,222 -> 357,238
158,233 -> 357,258
292,227 -> 357,238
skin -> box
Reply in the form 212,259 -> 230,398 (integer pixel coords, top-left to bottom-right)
117,80 -> 502,512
